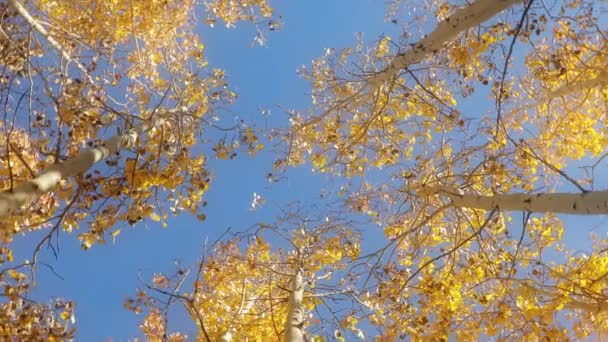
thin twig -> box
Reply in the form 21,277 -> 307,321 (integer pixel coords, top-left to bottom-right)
495,0 -> 534,137
402,209 -> 497,291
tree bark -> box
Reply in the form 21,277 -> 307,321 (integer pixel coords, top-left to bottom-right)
283,269 -> 305,342
0,131 -> 137,217
434,187 -> 608,214
372,0 -> 521,85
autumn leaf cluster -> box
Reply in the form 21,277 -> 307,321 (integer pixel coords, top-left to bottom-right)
3,0 -> 608,340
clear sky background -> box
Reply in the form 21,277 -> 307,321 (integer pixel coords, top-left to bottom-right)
11,0 -> 395,340
9,0 -> 606,340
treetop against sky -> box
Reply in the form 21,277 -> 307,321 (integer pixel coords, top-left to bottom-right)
1,0 -> 608,340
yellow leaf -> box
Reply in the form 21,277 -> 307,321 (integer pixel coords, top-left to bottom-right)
111,229 -> 121,243
150,212 -> 161,222
8,269 -> 25,280
376,36 -> 391,57
311,153 -> 327,170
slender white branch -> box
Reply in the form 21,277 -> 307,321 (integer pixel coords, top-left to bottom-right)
283,269 -> 305,342
8,0 -> 94,84
220,278 -> 252,341
371,0 -> 521,85
0,130 -> 137,217
518,70 -> 608,112
543,70 -> 608,101
0,89 -> 182,217
432,186 -> 608,214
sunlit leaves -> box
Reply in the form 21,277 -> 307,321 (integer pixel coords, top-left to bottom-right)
0,269 -> 75,340
204,0 -> 274,27
376,36 -> 392,58
277,0 -> 608,339
0,0 -> 278,251
0,0 -> 279,337
4,0 -> 608,340
129,211 -> 366,340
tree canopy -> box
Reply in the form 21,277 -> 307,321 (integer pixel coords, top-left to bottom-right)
2,0 -> 608,340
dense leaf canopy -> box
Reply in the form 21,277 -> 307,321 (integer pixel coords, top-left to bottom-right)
1,0 -> 608,340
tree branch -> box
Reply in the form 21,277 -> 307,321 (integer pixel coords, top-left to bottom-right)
432,186 -> 608,214
370,0 -> 521,86
8,0 -> 94,84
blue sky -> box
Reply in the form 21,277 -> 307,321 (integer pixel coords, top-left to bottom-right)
10,0 -> 395,340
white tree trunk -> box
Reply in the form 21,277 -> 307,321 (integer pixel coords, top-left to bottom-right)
5,0 -> 187,219
284,269 -> 305,342
372,0 -> 521,85
0,131 -> 137,217
523,70 -> 608,111
434,187 -> 608,214
3,0 -> 145,217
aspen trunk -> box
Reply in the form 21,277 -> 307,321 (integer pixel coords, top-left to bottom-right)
434,187 -> 608,214
0,131 -> 137,217
283,269 -> 305,342
372,0 -> 521,84
2,0 -> 141,217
